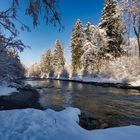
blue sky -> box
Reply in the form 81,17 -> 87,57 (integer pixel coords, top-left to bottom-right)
1,0 -> 104,67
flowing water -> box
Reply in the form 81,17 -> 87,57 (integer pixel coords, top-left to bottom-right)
25,79 -> 140,127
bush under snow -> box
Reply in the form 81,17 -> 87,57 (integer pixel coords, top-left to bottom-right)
100,56 -> 140,83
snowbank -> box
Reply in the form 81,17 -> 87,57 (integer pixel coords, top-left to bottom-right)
129,80 -> 140,87
0,85 -> 17,96
50,56 -> 140,87
0,107 -> 140,140
69,75 -> 122,84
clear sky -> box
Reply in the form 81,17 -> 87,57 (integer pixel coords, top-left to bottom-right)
1,0 -> 104,67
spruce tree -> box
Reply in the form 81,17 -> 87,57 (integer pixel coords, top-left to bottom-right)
71,19 -> 85,71
53,40 -> 65,72
81,41 -> 96,75
100,0 -> 125,57
84,21 -> 95,42
40,49 -> 53,76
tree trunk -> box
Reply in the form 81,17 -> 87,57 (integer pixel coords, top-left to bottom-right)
133,13 -> 140,57
137,36 -> 140,57
96,58 -> 101,74
138,13 -> 140,57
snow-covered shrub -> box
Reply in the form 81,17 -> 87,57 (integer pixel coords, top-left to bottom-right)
28,62 -> 41,77
53,68 -> 63,78
100,56 -> 140,82
59,68 -> 69,78
65,65 -> 73,78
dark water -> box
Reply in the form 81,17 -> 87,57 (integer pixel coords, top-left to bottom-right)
25,79 -> 140,127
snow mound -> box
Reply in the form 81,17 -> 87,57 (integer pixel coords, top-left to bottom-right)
0,85 -> 17,96
129,80 -> 140,87
82,76 -> 122,84
0,107 -> 140,140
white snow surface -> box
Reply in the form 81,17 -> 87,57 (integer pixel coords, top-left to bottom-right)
55,75 -> 140,87
57,75 -> 122,84
129,80 -> 140,87
0,107 -> 140,140
70,75 -> 122,84
0,84 -> 17,96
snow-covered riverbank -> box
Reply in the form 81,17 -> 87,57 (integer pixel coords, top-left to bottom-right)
0,80 -> 140,139
28,56 -> 140,90
0,107 -> 140,140
43,75 -> 140,91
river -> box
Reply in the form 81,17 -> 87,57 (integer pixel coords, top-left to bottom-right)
24,79 -> 140,127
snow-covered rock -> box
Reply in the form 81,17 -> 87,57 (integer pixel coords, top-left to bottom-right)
0,107 -> 140,140
0,85 -> 17,96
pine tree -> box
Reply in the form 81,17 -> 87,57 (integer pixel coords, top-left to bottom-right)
40,49 -> 53,76
53,40 -> 65,72
100,0 -> 125,57
84,21 -> 95,42
71,19 -> 85,71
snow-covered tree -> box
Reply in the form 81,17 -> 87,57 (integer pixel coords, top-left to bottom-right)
81,41 -> 96,75
100,0 -> 125,57
81,27 -> 108,74
8,49 -> 26,78
71,19 -> 85,71
0,48 -> 25,81
92,28 -> 108,56
40,49 -> 53,77
0,0 -> 62,82
120,0 -> 140,57
28,63 -> 41,77
84,22 -> 95,42
53,40 -> 65,77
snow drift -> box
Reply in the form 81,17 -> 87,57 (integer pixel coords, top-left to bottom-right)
0,107 -> 140,140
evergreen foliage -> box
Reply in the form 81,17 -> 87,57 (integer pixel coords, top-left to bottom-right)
99,0 -> 125,57
40,49 -> 53,77
53,40 -> 65,71
71,19 -> 85,71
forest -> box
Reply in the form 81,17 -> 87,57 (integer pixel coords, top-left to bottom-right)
28,0 -> 140,87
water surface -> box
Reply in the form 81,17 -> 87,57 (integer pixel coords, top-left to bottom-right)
25,79 -> 140,127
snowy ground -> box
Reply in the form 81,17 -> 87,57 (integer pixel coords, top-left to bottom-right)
129,80 -> 140,87
52,75 -> 140,88
69,75 -> 122,84
0,84 -> 17,96
0,107 -> 140,140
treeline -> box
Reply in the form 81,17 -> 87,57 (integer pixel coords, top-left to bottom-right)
28,40 -> 66,78
28,0 -> 140,79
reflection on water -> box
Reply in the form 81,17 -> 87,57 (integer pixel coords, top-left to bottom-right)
25,79 -> 140,126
